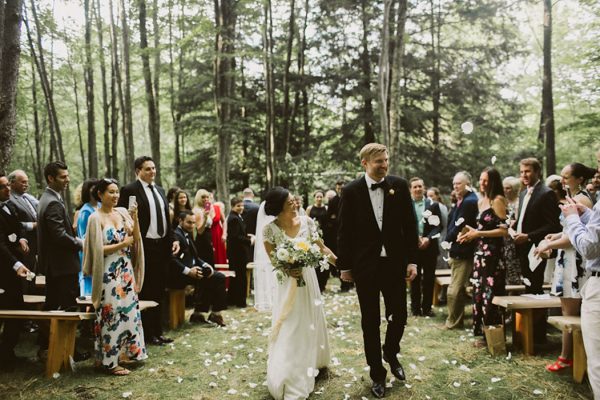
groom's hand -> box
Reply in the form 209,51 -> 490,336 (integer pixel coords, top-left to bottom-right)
406,264 -> 417,281
340,270 -> 353,283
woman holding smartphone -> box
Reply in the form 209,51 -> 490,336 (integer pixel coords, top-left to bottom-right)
193,189 -> 215,265
83,178 -> 146,376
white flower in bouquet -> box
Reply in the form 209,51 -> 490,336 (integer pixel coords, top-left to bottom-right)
276,248 -> 290,262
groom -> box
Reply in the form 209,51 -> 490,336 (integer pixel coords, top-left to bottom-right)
337,143 -> 418,398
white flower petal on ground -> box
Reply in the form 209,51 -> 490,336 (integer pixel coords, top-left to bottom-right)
209,382 -> 218,388
451,360 -> 457,365
453,381 -> 461,388
344,384 -> 352,388
491,377 -> 501,383
386,382 -> 393,388
459,364 -> 471,372
533,389 -> 543,395
455,217 -> 465,226
418,356 -> 426,362
506,352 -> 512,360
176,376 -> 183,383
427,215 -> 441,226
331,357 -> 341,366
409,363 -> 417,370
442,359 -> 450,365
52,372 -> 60,379
227,389 -> 238,395
248,382 -> 258,388
122,392 -> 133,398
414,375 -> 423,381
405,384 -> 412,389
364,366 -> 371,371
166,360 -> 174,365
148,368 -> 156,373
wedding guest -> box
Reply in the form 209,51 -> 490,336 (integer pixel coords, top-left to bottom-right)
444,171 -> 478,330
37,161 -> 87,360
226,197 -> 252,308
172,210 -> 227,326
166,186 -> 181,219
307,190 -> 329,292
242,188 -> 260,261
457,168 -> 507,343
502,176 -> 522,285
83,178 -> 146,375
427,186 -> 449,269
8,170 -> 39,293
193,189 -> 215,265
503,176 -> 521,217
0,171 -> 33,371
326,181 -> 351,291
294,194 -> 306,216
212,200 -> 227,264
117,156 -> 178,346
561,153 -> 600,397
72,182 -> 84,233
591,170 -> 600,204
170,189 -> 191,226
410,177 -> 442,317
536,163 -> 595,373
76,178 -> 99,297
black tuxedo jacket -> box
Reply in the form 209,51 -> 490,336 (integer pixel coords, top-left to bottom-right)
417,198 -> 442,257
9,192 -> 37,251
241,200 -> 260,235
516,182 -> 561,245
172,226 -> 208,273
37,188 -> 81,277
117,180 -> 175,244
0,201 -> 26,287
226,212 -> 251,267
337,175 -> 419,281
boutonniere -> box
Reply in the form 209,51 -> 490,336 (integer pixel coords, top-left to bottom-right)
388,189 -> 395,196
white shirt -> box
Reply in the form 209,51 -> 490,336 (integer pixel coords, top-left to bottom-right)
516,180 -> 539,234
139,179 -> 167,239
365,174 -> 388,257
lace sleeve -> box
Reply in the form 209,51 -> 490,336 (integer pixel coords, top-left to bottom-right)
263,223 -> 276,245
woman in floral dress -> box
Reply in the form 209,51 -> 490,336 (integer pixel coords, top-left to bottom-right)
458,168 -> 508,341
83,179 -> 146,376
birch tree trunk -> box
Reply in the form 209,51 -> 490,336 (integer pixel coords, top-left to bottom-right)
94,0 -> 111,177
282,0 -> 295,155
360,0 -> 375,144
378,0 -> 392,149
120,0 -> 135,181
389,0 -> 407,173
262,0 -> 276,188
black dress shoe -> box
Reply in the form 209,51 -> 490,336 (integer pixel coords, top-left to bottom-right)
147,336 -> 163,346
371,381 -> 386,398
383,353 -> 405,381
73,351 -> 91,362
189,313 -> 208,324
158,335 -> 174,344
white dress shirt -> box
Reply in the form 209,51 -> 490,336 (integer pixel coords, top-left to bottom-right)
139,179 -> 167,239
365,174 -> 388,257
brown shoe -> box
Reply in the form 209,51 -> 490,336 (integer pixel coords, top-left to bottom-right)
208,313 -> 226,327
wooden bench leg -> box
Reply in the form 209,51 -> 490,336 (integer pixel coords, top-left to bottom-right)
169,289 -> 186,330
46,319 -> 78,378
432,281 -> 440,306
573,328 -> 587,383
515,309 -> 535,356
246,269 -> 252,299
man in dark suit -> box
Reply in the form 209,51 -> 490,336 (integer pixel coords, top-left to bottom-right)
37,161 -> 85,358
0,172 -> 34,371
226,197 -> 253,308
8,170 -> 38,281
241,188 -> 259,260
513,157 -> 561,294
337,143 -> 418,398
409,177 -> 442,317
117,156 -> 179,345
171,210 -> 227,326
444,171 -> 478,330
326,181 -> 354,292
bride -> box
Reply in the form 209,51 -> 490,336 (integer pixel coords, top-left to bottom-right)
256,187 -> 336,400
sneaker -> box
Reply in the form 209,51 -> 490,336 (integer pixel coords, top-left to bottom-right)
208,313 -> 226,327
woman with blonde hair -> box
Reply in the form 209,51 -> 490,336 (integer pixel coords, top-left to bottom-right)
193,189 -> 215,265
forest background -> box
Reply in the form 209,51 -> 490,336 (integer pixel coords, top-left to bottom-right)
0,0 -> 598,211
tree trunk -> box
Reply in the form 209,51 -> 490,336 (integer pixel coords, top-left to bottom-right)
360,0 -> 375,144
389,0 -> 407,173
262,0 -> 276,188
214,0 -> 237,203
168,0 -> 182,184
31,57 -> 43,189
84,0 -> 97,178
378,0 -> 392,150
94,0 -> 111,177
152,0 -> 160,119
429,0 -> 441,160
0,0 -> 24,172
282,0 -> 295,156
139,0 -> 161,184
108,0 -> 120,181
65,48 -> 88,178
540,0 -> 555,175
299,0 -> 309,154
120,0 -> 135,181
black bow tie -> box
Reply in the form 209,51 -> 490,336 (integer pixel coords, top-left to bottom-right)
370,181 -> 388,191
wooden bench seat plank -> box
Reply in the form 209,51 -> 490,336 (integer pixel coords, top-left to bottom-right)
548,315 -> 586,383
435,269 -> 451,277
492,295 -> 561,310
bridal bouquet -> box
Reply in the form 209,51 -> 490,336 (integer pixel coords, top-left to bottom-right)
271,237 -> 329,287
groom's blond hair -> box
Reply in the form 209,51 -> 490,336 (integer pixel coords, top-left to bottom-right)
359,143 -> 388,162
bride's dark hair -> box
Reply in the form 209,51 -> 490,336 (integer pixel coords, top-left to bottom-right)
264,187 -> 290,216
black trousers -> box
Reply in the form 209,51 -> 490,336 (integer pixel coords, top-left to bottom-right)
39,272 -> 79,349
141,238 -> 170,339
0,280 -> 24,361
169,270 -> 227,313
517,243 -> 547,294
410,250 -> 437,314
355,258 -> 407,382
227,261 -> 247,307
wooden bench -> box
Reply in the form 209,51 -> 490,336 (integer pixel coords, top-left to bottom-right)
167,269 -> 236,329
505,284 -> 551,295
246,262 -> 255,298
10,299 -> 157,377
492,295 -> 562,355
432,276 -> 451,306
548,316 -> 586,383
435,269 -> 451,277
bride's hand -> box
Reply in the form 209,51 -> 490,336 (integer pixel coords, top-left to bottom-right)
287,268 -> 302,279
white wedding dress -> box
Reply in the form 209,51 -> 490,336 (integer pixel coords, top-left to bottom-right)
263,216 -> 330,400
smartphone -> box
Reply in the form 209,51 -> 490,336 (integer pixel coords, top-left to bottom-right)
204,201 -> 211,211
128,195 -> 136,210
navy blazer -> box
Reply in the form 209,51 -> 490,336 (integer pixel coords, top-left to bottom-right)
337,175 -> 419,281
445,191 -> 479,259
172,226 -> 209,274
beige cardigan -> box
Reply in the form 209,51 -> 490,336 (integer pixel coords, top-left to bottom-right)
83,207 -> 145,309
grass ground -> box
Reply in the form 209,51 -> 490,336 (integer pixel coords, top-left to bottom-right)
0,278 -> 594,400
